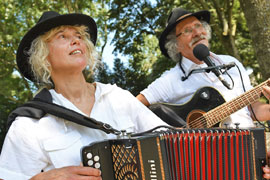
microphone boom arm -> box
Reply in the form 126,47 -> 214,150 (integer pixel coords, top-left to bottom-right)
182,62 -> 236,82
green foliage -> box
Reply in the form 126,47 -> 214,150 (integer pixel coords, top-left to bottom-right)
95,63 -> 113,84
0,0 -> 111,151
111,58 -> 127,87
0,0 -> 266,152
108,0 -> 179,55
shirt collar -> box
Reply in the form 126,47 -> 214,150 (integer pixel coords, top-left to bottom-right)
181,56 -> 207,73
180,52 -> 221,73
94,82 -> 116,101
49,82 -> 116,109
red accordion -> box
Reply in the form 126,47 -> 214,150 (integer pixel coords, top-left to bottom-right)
81,128 -> 267,180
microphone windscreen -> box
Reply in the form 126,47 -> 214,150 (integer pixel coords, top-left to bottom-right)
193,44 -> 210,61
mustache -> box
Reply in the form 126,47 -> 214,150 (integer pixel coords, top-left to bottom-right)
189,34 -> 207,47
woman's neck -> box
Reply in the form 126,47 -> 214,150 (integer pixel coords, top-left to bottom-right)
53,76 -> 96,116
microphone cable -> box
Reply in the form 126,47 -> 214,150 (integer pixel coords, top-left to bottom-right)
235,63 -> 269,130
220,66 -> 235,90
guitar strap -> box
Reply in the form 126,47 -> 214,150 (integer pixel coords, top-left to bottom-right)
149,104 -> 186,127
7,88 -> 120,135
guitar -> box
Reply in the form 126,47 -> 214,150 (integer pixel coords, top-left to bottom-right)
149,79 -> 270,128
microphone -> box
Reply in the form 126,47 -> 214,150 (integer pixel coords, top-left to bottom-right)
193,44 -> 232,89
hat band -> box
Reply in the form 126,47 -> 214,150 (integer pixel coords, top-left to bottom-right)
176,13 -> 192,21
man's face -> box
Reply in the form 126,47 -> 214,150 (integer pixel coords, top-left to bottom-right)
176,16 -> 209,61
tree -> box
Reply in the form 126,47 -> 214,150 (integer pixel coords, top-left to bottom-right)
107,0 -> 181,93
0,0 -> 268,151
0,0 -> 111,151
186,1 -> 259,82
239,0 -> 270,81
107,0 -> 258,86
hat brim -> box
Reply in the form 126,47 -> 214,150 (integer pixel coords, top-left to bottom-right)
16,13 -> 97,82
159,10 -> 210,58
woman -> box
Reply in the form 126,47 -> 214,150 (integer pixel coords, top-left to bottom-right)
0,11 -> 168,179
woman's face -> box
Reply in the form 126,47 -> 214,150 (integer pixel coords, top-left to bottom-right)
47,27 -> 88,76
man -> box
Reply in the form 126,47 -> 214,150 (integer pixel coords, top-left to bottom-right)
0,11 -> 168,179
136,8 -> 270,128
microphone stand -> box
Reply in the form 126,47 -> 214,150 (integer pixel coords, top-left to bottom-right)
181,62 -> 235,81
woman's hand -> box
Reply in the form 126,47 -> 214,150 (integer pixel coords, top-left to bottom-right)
30,166 -> 102,180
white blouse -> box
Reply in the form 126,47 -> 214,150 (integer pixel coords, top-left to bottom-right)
0,82 -> 168,179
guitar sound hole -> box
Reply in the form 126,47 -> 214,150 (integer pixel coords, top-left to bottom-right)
187,110 -> 207,128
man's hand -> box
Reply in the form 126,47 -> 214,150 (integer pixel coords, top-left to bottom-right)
30,166 -> 102,180
263,150 -> 270,179
263,165 -> 270,179
262,85 -> 270,101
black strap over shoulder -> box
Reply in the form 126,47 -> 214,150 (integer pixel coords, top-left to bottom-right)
7,88 -> 120,135
149,104 -> 186,127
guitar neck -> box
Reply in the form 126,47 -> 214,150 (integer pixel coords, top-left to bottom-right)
206,80 -> 269,127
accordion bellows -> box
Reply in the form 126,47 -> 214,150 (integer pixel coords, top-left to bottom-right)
81,128 -> 267,180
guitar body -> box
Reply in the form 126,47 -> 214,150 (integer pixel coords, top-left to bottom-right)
150,79 -> 269,128
150,87 -> 225,128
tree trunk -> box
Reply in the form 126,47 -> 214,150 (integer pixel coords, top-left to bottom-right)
192,0 -> 242,61
240,0 -> 270,80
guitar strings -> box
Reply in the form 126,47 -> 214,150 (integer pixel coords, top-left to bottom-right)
186,81 -> 268,129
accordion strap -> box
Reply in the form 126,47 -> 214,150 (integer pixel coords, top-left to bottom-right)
7,88 -> 121,135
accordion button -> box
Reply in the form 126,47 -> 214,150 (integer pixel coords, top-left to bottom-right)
87,160 -> 94,166
94,155 -> 100,162
95,162 -> 101,169
86,152 -> 92,159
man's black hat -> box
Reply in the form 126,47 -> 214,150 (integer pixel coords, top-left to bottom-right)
16,11 -> 97,82
159,8 -> 210,58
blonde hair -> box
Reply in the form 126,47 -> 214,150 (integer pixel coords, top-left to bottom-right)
28,25 -> 100,87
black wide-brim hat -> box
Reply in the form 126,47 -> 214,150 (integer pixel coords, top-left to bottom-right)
16,11 -> 97,82
159,8 -> 210,58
